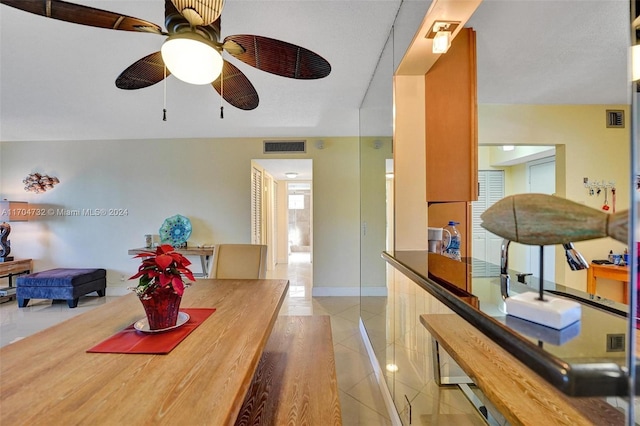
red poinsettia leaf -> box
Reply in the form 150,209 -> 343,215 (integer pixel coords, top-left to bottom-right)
132,250 -> 156,259
155,254 -> 174,270
158,274 -> 172,286
158,244 -> 174,254
177,267 -> 195,282
129,271 -> 144,280
171,277 -> 184,296
168,252 -> 191,267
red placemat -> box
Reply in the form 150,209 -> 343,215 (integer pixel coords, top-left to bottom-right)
87,308 -> 216,354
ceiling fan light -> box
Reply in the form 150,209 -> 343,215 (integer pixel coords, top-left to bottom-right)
161,33 -> 223,85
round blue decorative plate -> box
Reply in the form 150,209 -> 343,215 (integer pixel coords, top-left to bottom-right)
159,214 -> 192,247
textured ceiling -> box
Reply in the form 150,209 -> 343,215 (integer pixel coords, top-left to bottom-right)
0,0 -> 631,143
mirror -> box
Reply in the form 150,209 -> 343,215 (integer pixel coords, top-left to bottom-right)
360,0 -> 636,419
358,0 -> 432,397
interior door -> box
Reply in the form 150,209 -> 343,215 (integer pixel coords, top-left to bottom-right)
472,170 -> 504,275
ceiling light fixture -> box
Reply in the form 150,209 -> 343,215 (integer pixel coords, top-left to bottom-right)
161,32 -> 223,85
502,145 -> 515,152
285,172 -> 298,179
425,21 -> 460,54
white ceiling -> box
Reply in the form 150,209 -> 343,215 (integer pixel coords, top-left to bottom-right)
0,0 -> 631,145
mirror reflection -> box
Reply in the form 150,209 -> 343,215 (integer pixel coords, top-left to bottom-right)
359,0 -> 634,423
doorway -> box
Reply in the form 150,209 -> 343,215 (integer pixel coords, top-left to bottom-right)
287,181 -> 312,260
252,159 -> 313,295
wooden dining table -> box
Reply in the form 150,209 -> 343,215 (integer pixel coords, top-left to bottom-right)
0,278 -> 289,425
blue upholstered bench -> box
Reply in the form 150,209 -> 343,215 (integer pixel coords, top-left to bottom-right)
16,268 -> 107,308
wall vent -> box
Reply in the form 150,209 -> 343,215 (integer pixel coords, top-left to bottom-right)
606,333 -> 625,352
263,140 -> 306,153
606,110 -> 624,128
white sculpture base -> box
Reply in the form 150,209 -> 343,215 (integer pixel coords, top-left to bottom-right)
506,291 -> 581,330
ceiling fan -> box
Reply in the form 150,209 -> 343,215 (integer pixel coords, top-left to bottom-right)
0,0 -> 332,112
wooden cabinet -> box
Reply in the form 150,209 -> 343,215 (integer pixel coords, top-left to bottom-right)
425,28 -> 478,202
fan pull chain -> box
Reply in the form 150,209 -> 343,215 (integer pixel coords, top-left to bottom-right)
162,65 -> 167,121
220,64 -> 224,119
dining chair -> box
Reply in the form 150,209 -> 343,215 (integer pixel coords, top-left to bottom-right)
210,244 -> 268,279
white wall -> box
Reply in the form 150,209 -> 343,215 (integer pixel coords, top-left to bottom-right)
0,137 -> 360,295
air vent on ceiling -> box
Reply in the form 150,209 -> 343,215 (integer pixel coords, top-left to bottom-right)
264,140 -> 306,153
606,110 -> 624,128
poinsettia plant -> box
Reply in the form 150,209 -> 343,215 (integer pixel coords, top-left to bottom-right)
129,244 -> 195,297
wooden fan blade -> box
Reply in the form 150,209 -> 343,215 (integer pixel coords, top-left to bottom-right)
223,35 -> 331,79
1,0 -> 163,33
116,52 -> 169,90
212,61 -> 259,110
170,0 -> 224,26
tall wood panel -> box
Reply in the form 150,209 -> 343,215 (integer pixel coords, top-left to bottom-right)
425,27 -> 478,202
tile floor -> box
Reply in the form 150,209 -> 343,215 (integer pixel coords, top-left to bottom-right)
0,252 -> 393,425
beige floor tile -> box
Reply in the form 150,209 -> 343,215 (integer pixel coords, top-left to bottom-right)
334,343 -> 375,391
336,304 -> 363,323
346,372 -> 390,418
340,391 -> 393,426
340,329 -> 371,357
330,315 -> 361,345
314,296 -> 360,315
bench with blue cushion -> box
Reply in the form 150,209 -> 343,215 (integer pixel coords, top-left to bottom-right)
17,268 -> 107,308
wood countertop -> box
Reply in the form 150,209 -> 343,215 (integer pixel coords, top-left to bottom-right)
421,314 -> 626,426
0,278 -> 289,425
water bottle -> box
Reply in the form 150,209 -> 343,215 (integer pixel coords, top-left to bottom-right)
443,221 -> 461,261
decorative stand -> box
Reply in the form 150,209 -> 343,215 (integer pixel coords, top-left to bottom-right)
505,246 -> 581,330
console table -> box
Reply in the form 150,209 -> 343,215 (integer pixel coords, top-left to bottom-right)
128,247 -> 214,278
0,259 -> 32,303
587,262 -> 630,303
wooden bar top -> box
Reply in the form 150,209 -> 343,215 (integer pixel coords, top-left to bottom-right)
0,278 -> 289,425
420,314 -> 625,426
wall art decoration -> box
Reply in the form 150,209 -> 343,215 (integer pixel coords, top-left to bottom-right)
23,173 -> 60,193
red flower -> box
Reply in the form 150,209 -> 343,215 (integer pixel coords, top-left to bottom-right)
130,244 -> 195,296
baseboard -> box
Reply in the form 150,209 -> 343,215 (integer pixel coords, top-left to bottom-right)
359,319 -> 402,426
311,286 -> 360,296
361,286 -> 388,297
